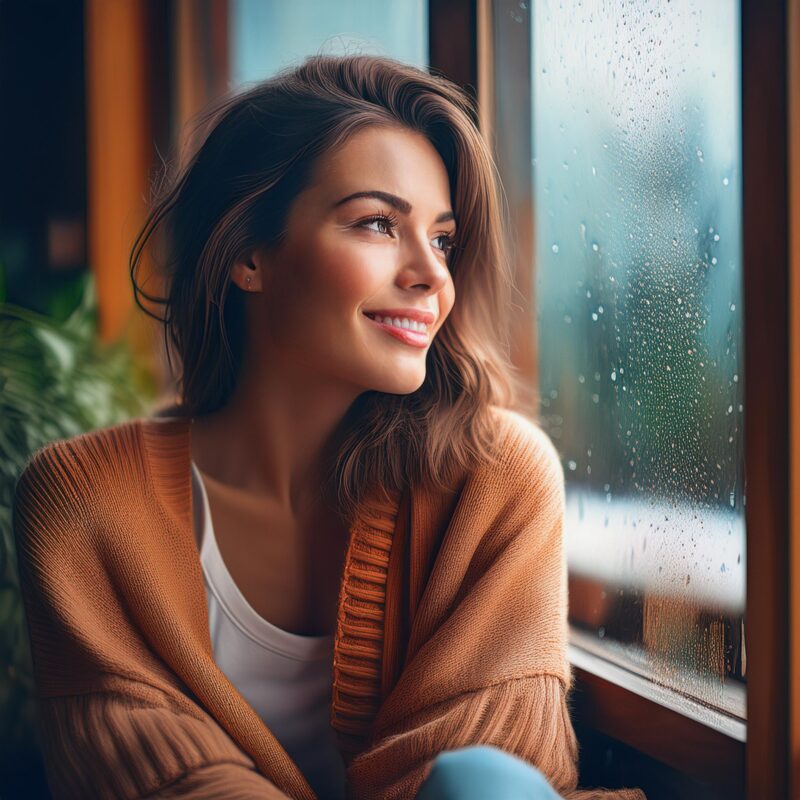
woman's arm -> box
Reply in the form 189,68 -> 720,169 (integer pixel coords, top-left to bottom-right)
344,415 -> 647,800
13,446 -> 292,800
34,685 -> 291,800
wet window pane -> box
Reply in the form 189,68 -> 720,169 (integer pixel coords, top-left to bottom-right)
530,0 -> 745,719
230,0 -> 428,84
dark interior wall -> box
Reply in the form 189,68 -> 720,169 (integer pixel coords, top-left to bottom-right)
0,0 -> 86,313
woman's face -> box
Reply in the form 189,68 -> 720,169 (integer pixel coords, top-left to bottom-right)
243,124 -> 457,396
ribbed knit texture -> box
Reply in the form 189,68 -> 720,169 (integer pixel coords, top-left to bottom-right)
12,407 -> 646,800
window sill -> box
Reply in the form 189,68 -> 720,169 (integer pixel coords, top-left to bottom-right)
569,627 -> 746,737
568,626 -> 745,793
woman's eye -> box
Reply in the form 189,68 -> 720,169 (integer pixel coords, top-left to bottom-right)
358,216 -> 455,258
359,215 -> 397,236
434,234 -> 456,255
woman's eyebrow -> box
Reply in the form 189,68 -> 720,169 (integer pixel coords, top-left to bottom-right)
332,190 -> 455,224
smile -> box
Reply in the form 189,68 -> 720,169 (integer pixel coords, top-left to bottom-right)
363,313 -> 430,348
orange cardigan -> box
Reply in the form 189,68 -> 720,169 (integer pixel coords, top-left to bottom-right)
12,407 -> 645,800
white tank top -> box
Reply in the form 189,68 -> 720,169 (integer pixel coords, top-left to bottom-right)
190,460 -> 347,799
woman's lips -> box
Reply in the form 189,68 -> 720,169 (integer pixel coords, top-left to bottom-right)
363,314 -> 429,348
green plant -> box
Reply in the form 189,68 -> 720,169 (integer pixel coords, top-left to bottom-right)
0,270 -> 157,755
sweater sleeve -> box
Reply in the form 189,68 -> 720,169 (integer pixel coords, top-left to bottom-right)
13,446 -> 291,800
344,415 -> 647,800
33,685 -> 291,800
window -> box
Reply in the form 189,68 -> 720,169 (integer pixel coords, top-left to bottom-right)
484,0 -> 777,792
229,0 -> 428,84
529,0 -> 746,722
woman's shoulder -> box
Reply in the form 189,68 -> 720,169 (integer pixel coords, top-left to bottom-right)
13,417 -> 150,547
17,417 -> 144,488
486,405 -> 564,492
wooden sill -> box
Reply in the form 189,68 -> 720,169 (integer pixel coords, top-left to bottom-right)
568,631 -> 745,796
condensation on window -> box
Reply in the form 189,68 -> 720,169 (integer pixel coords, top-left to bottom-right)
531,0 -> 744,719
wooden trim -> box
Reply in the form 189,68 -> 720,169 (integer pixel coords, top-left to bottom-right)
742,0 -> 791,797
428,0 -> 478,124
174,0 -> 229,163
570,662 -> 745,795
476,0 -> 494,150
482,0 -> 536,393
789,0 -> 800,795
85,0 -> 153,342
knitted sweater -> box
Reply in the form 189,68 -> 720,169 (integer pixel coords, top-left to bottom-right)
12,407 -> 646,800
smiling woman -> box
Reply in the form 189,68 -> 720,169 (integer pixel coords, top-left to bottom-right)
13,55 -> 644,800
129,56 -> 522,527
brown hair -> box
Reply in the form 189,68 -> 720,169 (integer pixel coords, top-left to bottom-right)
130,54 -> 534,524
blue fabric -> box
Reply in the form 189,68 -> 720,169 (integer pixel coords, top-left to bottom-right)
416,745 -> 564,800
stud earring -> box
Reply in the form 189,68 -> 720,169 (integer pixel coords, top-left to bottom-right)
246,276 -> 252,289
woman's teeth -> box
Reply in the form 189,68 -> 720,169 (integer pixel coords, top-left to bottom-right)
370,315 -> 429,333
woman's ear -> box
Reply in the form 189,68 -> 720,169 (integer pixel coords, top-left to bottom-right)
231,248 -> 269,293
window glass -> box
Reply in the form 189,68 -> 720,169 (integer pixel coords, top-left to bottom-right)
230,0 -> 428,85
530,0 -> 745,718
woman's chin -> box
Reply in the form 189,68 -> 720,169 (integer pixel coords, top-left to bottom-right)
369,372 -> 426,396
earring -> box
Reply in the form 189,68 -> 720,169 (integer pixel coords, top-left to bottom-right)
246,275 -> 252,289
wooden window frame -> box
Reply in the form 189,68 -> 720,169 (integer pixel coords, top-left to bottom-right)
427,0 -> 797,796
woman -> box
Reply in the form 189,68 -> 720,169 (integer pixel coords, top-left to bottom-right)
13,55 -> 645,800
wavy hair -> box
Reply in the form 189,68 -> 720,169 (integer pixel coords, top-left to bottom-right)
130,53 -> 535,524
